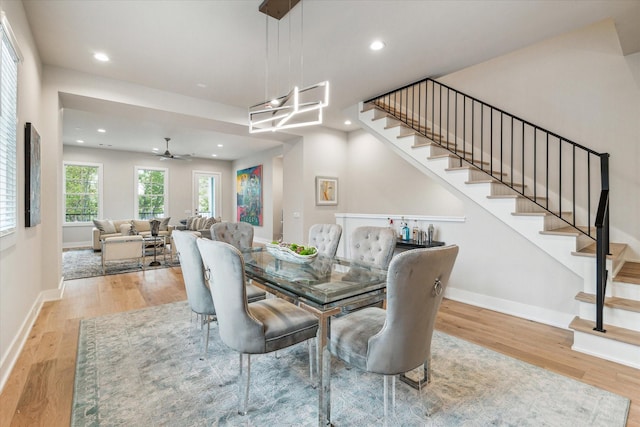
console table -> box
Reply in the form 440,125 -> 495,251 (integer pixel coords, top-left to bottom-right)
396,238 -> 445,249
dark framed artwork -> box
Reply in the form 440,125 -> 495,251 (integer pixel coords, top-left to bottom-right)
25,122 -> 41,227
236,165 -> 263,226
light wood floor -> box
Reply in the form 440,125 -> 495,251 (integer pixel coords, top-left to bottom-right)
1,267 -> 638,426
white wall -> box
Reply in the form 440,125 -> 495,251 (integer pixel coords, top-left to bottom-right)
282,138 -> 305,243
62,145 -> 234,247
281,128 -> 349,244
272,156 -> 284,241
0,0 -> 53,391
346,130 -> 464,216
438,19 -> 640,258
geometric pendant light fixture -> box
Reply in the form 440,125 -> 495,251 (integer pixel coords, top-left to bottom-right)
249,0 -> 329,133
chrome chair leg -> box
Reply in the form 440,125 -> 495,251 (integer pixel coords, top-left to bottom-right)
383,375 -> 396,426
203,315 -> 210,355
308,339 -> 316,385
239,353 -> 251,415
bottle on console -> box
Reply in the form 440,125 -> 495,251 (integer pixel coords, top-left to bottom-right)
402,220 -> 410,241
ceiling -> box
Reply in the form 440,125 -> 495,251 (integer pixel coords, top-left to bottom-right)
21,0 -> 640,160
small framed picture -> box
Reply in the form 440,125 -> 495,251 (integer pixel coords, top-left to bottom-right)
315,176 -> 338,206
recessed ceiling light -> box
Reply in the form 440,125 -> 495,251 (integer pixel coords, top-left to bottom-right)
344,120 -> 352,125
152,148 -> 159,151
97,128 -> 106,133
369,40 -> 385,51
217,144 -> 223,148
196,83 -> 207,88
76,139 -> 84,143
211,154 -> 218,157
93,52 -> 110,62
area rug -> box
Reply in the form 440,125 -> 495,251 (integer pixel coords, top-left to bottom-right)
63,248 -> 178,280
72,301 -> 630,426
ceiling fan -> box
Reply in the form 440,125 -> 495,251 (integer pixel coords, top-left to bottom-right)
155,137 -> 191,161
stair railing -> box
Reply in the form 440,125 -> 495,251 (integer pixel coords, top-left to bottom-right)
365,77 -> 610,332
594,155 -> 610,332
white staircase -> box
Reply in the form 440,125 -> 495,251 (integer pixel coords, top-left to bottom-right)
358,102 -> 640,369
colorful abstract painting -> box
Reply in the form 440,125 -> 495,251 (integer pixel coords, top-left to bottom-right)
236,165 -> 263,226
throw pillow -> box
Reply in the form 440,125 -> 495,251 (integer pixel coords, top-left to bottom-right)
129,220 -> 139,235
153,217 -> 171,231
202,217 -> 216,230
132,220 -> 151,233
93,219 -> 116,234
186,215 -> 201,230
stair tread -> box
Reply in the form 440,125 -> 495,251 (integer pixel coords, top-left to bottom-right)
572,242 -> 627,259
569,316 -> 640,346
575,291 -> 640,313
511,211 -> 572,217
445,166 -> 507,176
465,179 -> 525,188
541,225 -> 593,236
487,194 -> 548,201
614,261 -> 640,285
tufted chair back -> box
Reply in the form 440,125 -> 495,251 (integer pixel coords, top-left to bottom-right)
172,230 -> 215,315
308,223 -> 342,257
210,222 -> 254,250
367,245 -> 459,373
349,226 -> 396,269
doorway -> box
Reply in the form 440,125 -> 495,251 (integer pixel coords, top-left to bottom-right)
192,171 -> 221,218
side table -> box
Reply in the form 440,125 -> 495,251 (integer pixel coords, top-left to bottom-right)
143,235 -> 167,266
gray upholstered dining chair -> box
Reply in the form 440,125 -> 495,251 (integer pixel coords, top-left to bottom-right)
308,223 -> 342,258
172,230 -> 266,355
210,221 -> 254,250
349,226 -> 396,270
328,245 -> 459,425
196,238 -> 319,416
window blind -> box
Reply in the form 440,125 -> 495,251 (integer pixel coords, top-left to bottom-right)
0,22 -> 19,237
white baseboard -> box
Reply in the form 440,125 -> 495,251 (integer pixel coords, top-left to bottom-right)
0,278 -> 65,393
444,287 -> 574,330
63,240 -> 92,249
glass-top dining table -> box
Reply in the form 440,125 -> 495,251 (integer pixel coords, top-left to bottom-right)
241,247 -> 388,426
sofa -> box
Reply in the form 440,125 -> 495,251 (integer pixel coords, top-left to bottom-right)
92,218 -> 174,251
175,215 -> 219,240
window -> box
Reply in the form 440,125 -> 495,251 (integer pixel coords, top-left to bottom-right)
135,166 -> 168,219
0,14 -> 20,239
63,162 -> 102,223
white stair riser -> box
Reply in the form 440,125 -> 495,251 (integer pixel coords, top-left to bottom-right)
578,302 -> 640,330
581,264 -> 640,299
572,331 -> 640,369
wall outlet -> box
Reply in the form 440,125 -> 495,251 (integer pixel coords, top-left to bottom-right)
292,212 -> 301,219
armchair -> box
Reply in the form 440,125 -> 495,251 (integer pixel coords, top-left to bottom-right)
101,235 -> 145,275
196,239 -> 319,415
327,245 -> 459,425
172,230 -> 266,355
